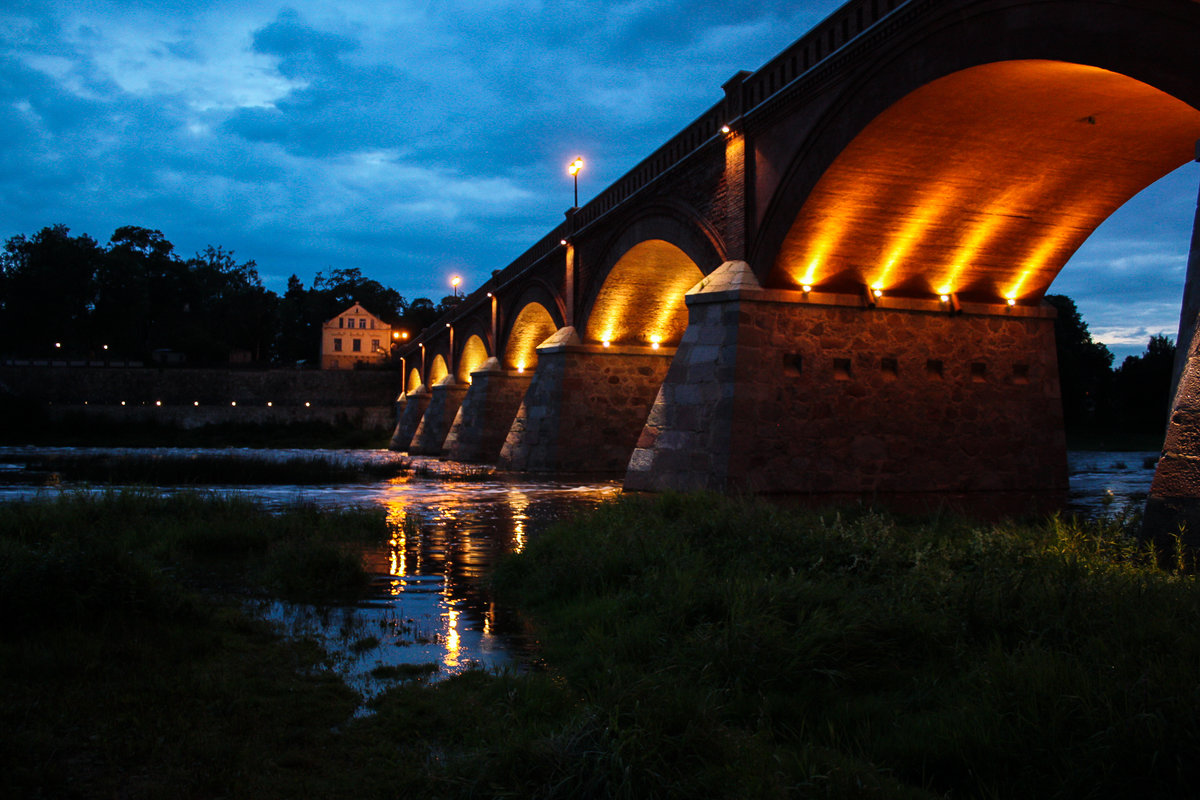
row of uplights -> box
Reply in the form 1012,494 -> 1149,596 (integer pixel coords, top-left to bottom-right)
598,334 -> 663,349
798,283 -> 1019,307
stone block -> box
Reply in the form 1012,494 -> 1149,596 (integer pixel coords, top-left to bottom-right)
624,295 -> 1066,515
627,447 -> 656,473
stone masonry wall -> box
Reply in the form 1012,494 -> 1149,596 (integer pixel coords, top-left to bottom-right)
409,383 -> 469,455
626,298 -> 738,491
391,391 -> 431,451
628,290 -> 1067,516
2,366 -> 398,432
1145,309 -> 1200,546
499,346 -> 675,473
0,366 -> 398,407
443,370 -> 532,463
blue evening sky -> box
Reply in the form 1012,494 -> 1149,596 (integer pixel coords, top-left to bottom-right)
1,0 -> 1194,361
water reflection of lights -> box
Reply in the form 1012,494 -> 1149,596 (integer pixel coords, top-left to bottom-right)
444,607 -> 461,668
385,503 -> 407,588
0,447 -> 623,696
507,488 -> 532,553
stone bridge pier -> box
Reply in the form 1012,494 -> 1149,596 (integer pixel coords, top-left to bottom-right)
442,358 -> 533,463
390,386 -> 431,451
498,327 -> 676,473
626,262 -> 1068,516
409,377 -> 469,455
1144,145 -> 1200,547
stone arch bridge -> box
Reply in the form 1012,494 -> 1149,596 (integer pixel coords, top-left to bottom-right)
392,0 -> 1200,523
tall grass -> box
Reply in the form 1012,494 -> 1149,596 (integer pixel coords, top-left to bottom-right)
0,491 -> 399,799
6,490 -> 1200,798
484,494 -> 1200,798
0,490 -> 388,610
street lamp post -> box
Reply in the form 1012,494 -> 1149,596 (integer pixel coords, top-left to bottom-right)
568,156 -> 584,208
451,275 -> 461,298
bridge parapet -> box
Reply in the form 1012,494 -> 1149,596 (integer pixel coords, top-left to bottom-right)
739,0 -> 909,117
572,0 -> 916,236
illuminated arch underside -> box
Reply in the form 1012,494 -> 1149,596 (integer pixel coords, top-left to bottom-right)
406,367 -> 421,393
586,240 -> 704,344
772,60 -> 1200,301
505,302 -> 557,370
428,354 -> 448,385
457,334 -> 489,382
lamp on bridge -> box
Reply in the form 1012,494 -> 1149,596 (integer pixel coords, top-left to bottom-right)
568,156 -> 584,208
451,275 -> 462,298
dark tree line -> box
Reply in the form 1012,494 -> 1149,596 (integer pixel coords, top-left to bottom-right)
1046,294 -> 1177,438
0,225 -> 458,366
0,226 -> 1177,433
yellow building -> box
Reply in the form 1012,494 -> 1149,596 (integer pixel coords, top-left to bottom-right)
321,302 -> 392,369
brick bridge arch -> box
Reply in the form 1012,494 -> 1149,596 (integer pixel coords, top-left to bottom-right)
457,332 -> 490,384
577,203 -> 724,346
752,0 -> 1200,295
500,281 -> 566,372
427,354 -> 448,385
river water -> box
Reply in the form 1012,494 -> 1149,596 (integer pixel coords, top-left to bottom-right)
0,446 -> 1159,704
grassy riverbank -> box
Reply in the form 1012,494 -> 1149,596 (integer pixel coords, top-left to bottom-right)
492,496 -> 1200,797
4,492 -> 1200,798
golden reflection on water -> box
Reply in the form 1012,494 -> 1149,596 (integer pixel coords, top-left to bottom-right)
357,475 -> 619,675
507,488 -> 531,553
444,607 -> 461,668
385,503 -> 407,590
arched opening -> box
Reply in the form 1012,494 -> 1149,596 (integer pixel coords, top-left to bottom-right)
505,302 -> 557,372
1045,161 -> 1198,471
407,367 -> 422,393
1054,162 -> 1197,362
457,334 -> 489,383
428,354 -> 449,385
585,239 -> 704,346
770,60 -> 1200,303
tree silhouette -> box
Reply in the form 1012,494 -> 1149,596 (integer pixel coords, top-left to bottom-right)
1045,294 -> 1114,433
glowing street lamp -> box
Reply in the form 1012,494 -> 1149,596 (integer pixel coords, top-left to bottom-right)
568,156 -> 584,208
451,275 -> 462,298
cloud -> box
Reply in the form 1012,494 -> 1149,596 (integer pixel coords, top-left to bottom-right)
6,5 -> 305,113
0,0 -> 1193,332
